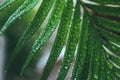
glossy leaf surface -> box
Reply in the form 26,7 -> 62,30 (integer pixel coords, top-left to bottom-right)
0,0 -> 120,79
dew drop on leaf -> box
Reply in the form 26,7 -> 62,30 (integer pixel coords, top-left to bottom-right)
18,17 -> 21,19
74,78 -> 77,80
94,74 -> 98,79
112,46 -> 115,49
65,66 -> 68,69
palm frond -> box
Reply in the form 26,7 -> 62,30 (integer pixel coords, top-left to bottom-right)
0,0 -> 120,80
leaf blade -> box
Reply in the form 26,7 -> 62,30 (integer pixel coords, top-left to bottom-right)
88,0 -> 120,5
41,0 -> 74,79
21,0 -> 66,75
0,0 -> 39,35
6,0 -> 55,71
71,15 -> 90,79
0,0 -> 16,11
57,0 -> 81,79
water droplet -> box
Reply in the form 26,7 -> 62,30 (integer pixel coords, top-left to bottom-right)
19,17 -> 22,19
94,74 -> 98,79
74,78 -> 77,80
4,70 -> 7,73
112,46 -> 115,49
65,66 -> 68,69
80,16 -> 83,20
109,64 -> 113,69
33,49 -> 36,53
67,60 -> 70,62
58,69 -> 60,72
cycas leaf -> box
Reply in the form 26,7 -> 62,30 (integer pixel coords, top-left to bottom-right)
91,15 -> 120,32
85,22 -> 99,80
0,0 -> 16,11
71,14 -> 90,80
86,3 -> 120,79
57,0 -> 81,80
41,0 -> 74,79
6,0 -> 55,71
103,40 -> 120,57
88,22 -> 115,80
91,23 -> 117,80
88,0 -> 120,4
85,4 -> 120,17
0,0 -> 25,27
95,26 -> 120,45
93,23 -> 120,79
0,0 -> 39,35
21,0 -> 66,75
88,38 -> 103,80
1,0 -> 120,79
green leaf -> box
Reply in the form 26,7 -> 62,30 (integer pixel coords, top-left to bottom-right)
1,0 -> 120,79
103,40 -> 120,57
6,0 -> 55,71
57,0 -> 81,80
20,0 -> 66,75
71,15 -> 90,79
41,0 -> 74,79
0,0 -> 25,27
94,25 -> 120,45
88,0 -> 120,4
85,4 -> 120,17
88,33 -> 101,80
90,15 -> 120,32
91,17 -> 118,80
87,23 -> 113,80
0,0 -> 16,11
0,0 -> 39,35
